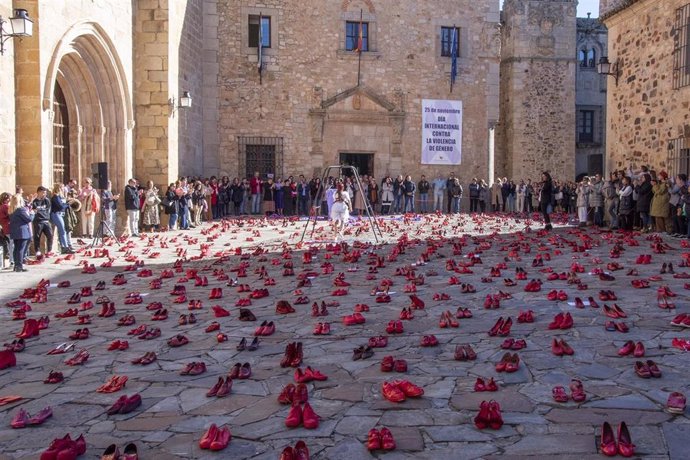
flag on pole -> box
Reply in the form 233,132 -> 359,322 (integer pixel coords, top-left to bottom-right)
258,12 -> 264,80
450,27 -> 458,92
355,10 -> 363,53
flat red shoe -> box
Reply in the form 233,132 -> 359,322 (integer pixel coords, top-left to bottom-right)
367,428 -> 381,450
394,380 -> 424,397
474,400 -> 490,429
382,381 -> 406,403
285,401 -> 303,428
199,423 -> 218,449
209,426 -> 231,451
618,340 -> 634,356
552,386 -> 569,402
380,427 -> 396,450
301,402 -> 319,429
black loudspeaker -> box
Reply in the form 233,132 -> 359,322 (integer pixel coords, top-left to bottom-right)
91,162 -> 108,189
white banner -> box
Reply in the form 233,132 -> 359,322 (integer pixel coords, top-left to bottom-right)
421,99 -> 462,165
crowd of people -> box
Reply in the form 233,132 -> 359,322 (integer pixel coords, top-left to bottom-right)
0,164 -> 688,271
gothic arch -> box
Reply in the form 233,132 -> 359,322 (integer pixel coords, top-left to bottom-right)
341,0 -> 375,14
42,22 -> 133,191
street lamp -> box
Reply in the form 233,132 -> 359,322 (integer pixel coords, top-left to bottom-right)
597,56 -> 620,86
0,9 -> 33,56
169,91 -> 192,117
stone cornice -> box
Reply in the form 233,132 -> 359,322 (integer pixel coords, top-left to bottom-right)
600,0 -> 641,21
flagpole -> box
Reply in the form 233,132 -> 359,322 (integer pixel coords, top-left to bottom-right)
450,25 -> 456,93
258,12 -> 263,85
357,9 -> 363,86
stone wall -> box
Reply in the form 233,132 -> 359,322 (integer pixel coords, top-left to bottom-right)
0,0 -> 17,194
499,0 -> 577,182
215,0 -> 501,183
601,0 -> 688,174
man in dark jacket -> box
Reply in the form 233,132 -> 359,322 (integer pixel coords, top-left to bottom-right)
445,172 -> 456,213
31,186 -> 52,256
10,198 -> 35,271
417,175 -> 430,213
124,179 -> 140,237
468,178 -> 480,213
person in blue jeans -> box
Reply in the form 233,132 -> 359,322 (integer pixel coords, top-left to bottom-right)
50,184 -> 74,254
9,194 -> 34,272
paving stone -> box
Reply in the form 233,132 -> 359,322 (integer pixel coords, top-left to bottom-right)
321,438 -> 371,460
586,393 -> 659,410
663,422 -> 690,459
506,434 -> 595,455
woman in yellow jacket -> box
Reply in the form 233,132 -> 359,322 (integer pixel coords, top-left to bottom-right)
650,174 -> 670,233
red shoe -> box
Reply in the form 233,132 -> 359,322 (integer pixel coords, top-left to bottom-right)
570,379 -> 586,403
552,386 -> 569,402
285,401 -> 303,428
199,424 -> 218,449
382,381 -> 406,403
633,342 -> 645,357
617,422 -> 635,457
474,401 -> 490,429
367,428 -> 382,450
301,402 -> 319,429
394,379 -> 424,397
600,421 -> 617,456
551,338 -> 564,356
209,426 -> 231,451
487,400 -> 503,429
618,340 -> 634,356
380,427 -> 395,450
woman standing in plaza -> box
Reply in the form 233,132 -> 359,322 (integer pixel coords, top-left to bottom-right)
650,173 -> 670,233
617,176 -> 634,231
50,184 -> 74,253
331,184 -> 352,241
380,177 -> 394,215
79,177 -> 99,238
9,194 -> 34,272
635,173 -> 653,232
142,181 -> 161,232
368,177 -> 379,214
263,178 -> 275,216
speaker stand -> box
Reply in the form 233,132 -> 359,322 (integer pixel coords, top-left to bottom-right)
90,194 -> 121,249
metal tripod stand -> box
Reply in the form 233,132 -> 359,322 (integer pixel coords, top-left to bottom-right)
300,165 -> 383,243
90,191 -> 120,248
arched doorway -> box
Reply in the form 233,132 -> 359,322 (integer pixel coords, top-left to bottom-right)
43,22 -> 133,192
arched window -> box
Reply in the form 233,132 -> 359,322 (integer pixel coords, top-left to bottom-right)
587,49 -> 596,68
579,49 -> 587,67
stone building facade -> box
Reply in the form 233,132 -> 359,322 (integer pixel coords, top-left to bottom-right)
600,0 -> 690,176
498,0 -> 577,182
575,15 -> 608,178
0,0 -> 600,197
215,0 -> 501,183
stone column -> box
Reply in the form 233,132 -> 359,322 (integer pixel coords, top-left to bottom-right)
13,0 -> 44,191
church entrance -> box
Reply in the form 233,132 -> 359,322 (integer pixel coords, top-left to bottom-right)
339,152 -> 374,177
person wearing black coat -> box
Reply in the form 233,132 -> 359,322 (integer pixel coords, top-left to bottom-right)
634,173 -> 653,232
124,179 -> 140,237
468,178 -> 480,213
540,172 -> 553,230
31,186 -> 52,256
230,179 -> 244,216
9,195 -> 35,272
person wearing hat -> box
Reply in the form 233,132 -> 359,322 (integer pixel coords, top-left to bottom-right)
31,186 -> 53,257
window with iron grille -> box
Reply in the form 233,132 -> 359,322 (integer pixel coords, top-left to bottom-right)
673,3 -> 690,89
248,15 -> 271,48
238,136 -> 284,179
668,137 -> 690,178
53,83 -> 70,186
441,27 -> 460,57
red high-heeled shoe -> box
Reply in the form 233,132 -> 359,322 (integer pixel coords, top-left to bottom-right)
199,424 -> 218,449
474,400 -> 490,429
617,421 -> 635,457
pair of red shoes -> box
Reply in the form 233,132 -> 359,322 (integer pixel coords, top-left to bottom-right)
131,352 -> 156,365
40,433 -> 86,460
278,383 -> 308,405
44,371 -> 64,384
381,380 -> 424,403
151,309 -> 168,321
285,401 -> 319,429
343,313 -> 366,325
600,421 -> 635,457
11,406 -> 52,428
199,424 -> 231,451
634,360 -> 661,378
380,356 -> 407,372
312,322 -> 330,335
294,366 -> 327,383
501,338 -> 526,351
552,379 -> 586,403
517,310 -> 534,323
670,313 -> 690,327
474,377 -> 498,392
64,349 -> 89,366
250,289 -> 269,299
211,305 -> 230,317
280,342 -> 303,368
16,319 -> 40,339
207,376 -> 232,397
408,294 -> 425,309
255,321 -> 276,336
276,300 -> 296,314
439,311 -> 459,328
208,287 -> 223,299
552,339 -> 574,356
367,427 -> 395,451
495,353 -> 520,373
368,336 -> 388,348
474,400 -> 503,430
4,338 -> 25,353
69,328 -> 90,341
107,394 -> 141,415
546,289 -> 568,301
399,307 -> 414,320
601,303 -> 626,318
97,375 -> 128,393
454,344 -> 477,361
99,303 -> 116,317
618,340 -> 644,357
353,303 -> 369,313
279,441 -> 309,460
228,362 -> 251,379
524,279 -> 542,292
420,335 -> 439,347
599,290 -> 618,301
101,443 -> 138,459
432,292 -> 450,301
375,294 -> 391,303
180,362 -> 207,376
488,317 -> 512,337
178,313 -> 197,325
0,349 -> 16,370
108,340 -> 129,351
167,334 -> 189,347
548,312 -> 573,330
311,302 -> 329,317
386,320 -> 404,334
483,295 -> 500,309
